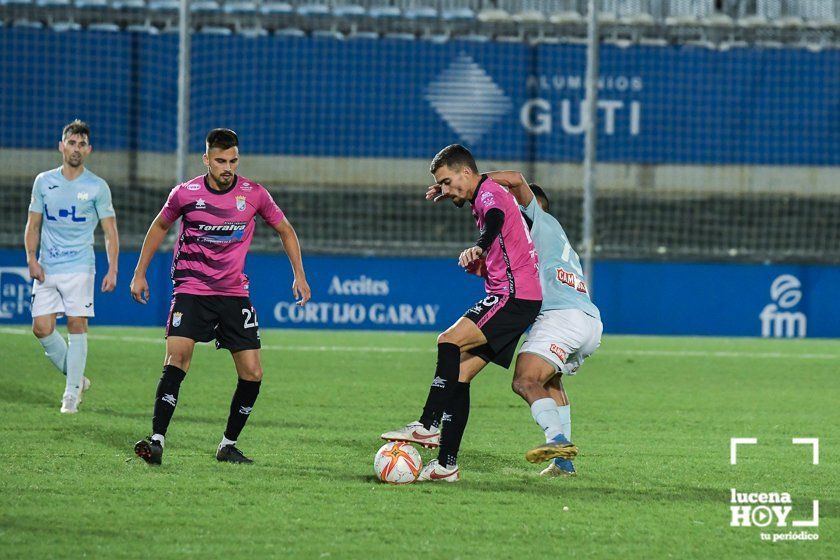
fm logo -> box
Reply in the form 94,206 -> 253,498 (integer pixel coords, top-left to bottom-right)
44,205 -> 86,222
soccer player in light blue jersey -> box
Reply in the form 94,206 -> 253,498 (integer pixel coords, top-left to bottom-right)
488,171 -> 603,477
24,120 -> 119,414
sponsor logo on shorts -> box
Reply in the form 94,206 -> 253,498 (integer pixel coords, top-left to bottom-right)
236,195 -> 247,211
172,312 -> 183,327
431,376 -> 446,388
85,303 -> 92,308
162,393 -> 177,407
238,406 -> 253,415
549,344 -> 567,363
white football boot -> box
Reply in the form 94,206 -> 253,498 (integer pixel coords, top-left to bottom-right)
60,393 -> 79,414
78,376 -> 91,404
540,458 -> 577,477
380,421 -> 440,448
417,459 -> 460,482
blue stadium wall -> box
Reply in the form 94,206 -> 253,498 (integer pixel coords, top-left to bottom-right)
1,29 -> 838,163
0,250 -> 836,338
1,31 -> 837,337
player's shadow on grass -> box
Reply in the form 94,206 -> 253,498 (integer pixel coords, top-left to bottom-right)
86,407 -> 310,430
2,384 -> 58,407
468,481 -> 729,505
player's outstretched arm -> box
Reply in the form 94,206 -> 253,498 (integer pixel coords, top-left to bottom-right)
24,211 -> 45,283
273,218 -> 311,306
100,216 -> 120,293
130,214 -> 172,304
485,170 -> 535,207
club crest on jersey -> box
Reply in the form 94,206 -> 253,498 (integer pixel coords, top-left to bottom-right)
236,195 -> 247,211
172,312 -> 183,327
77,192 -> 89,201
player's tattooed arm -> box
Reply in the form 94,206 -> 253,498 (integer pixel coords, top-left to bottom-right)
485,170 -> 535,207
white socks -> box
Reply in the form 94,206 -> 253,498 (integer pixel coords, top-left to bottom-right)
557,404 -> 571,441
531,398 -> 565,442
151,434 -> 165,447
38,331 -> 67,375
219,435 -> 236,449
65,333 -> 88,396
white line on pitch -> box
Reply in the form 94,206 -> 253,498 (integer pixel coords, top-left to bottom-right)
1,327 -> 837,360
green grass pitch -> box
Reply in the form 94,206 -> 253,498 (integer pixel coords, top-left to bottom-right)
1,326 -> 837,559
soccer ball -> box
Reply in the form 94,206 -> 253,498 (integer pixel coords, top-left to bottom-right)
374,441 -> 422,484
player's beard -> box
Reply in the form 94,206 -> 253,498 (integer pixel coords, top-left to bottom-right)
214,172 -> 233,187
452,198 -> 466,208
66,154 -> 82,167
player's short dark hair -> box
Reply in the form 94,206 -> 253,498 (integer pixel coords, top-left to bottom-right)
430,144 -> 479,174
530,183 -> 550,212
62,119 -> 90,141
206,128 -> 239,151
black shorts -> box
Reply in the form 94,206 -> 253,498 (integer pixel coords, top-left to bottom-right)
166,293 -> 261,352
463,294 -> 541,368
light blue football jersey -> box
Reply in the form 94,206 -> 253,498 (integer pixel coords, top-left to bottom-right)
522,197 -> 600,320
29,166 -> 115,274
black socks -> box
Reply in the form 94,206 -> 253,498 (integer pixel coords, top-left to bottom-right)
438,382 -> 471,468
224,378 -> 261,441
419,342 -> 460,429
152,365 -> 187,436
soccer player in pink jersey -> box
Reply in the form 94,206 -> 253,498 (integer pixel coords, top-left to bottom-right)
380,145 -> 570,481
129,129 -> 311,465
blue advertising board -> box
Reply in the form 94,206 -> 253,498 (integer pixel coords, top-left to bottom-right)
1,29 -> 837,165
1,250 -> 836,338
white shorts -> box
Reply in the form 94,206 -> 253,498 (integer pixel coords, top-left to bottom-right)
519,309 -> 603,375
31,273 -> 95,318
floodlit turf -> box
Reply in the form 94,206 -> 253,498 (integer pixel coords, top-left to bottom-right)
1,326 -> 837,559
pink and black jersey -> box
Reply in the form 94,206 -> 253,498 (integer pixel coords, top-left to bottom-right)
160,174 -> 285,296
471,176 -> 542,301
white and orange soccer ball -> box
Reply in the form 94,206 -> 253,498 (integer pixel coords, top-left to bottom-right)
374,441 -> 422,484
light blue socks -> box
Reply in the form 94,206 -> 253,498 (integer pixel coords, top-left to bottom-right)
531,397 -> 565,442
65,333 -> 88,396
38,330 -> 67,375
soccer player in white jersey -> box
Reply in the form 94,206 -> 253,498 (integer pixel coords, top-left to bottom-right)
24,120 -> 119,414
488,171 -> 602,477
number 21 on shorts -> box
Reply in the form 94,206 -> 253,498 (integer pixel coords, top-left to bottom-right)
242,306 -> 258,329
